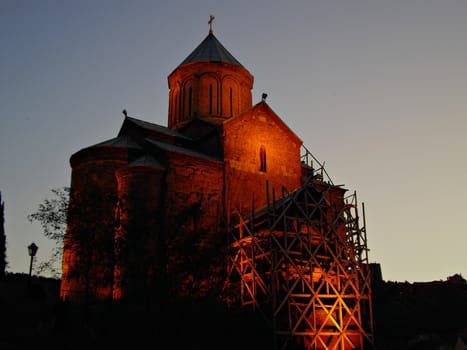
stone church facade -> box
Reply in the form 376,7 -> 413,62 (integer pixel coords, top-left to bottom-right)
60,29 -> 329,303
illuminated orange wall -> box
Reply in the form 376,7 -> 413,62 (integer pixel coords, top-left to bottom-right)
60,146 -> 131,300
223,102 -> 303,213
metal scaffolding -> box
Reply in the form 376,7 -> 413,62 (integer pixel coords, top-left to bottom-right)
224,165 -> 374,349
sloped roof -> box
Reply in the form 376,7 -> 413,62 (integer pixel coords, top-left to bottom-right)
128,155 -> 164,169
146,138 -> 222,162
88,135 -> 142,149
177,32 -> 243,68
119,116 -> 192,141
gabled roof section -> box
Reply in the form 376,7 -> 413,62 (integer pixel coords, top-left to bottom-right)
118,116 -> 193,145
178,117 -> 219,140
177,32 -> 243,68
88,135 -> 143,149
146,138 -> 222,162
119,116 -> 188,138
70,135 -> 143,167
128,155 -> 164,169
223,101 -> 302,145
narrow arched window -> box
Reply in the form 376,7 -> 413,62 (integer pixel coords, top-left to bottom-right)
259,146 -> 267,172
229,87 -> 233,117
209,84 -> 213,114
175,94 -> 179,122
188,86 -> 193,118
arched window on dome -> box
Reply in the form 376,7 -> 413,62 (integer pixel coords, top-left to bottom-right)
210,84 -> 213,114
188,86 -> 193,119
259,146 -> 267,172
171,91 -> 180,124
229,88 -> 233,117
222,76 -> 238,118
168,84 -> 181,128
183,79 -> 196,121
175,93 -> 179,122
200,74 -> 218,116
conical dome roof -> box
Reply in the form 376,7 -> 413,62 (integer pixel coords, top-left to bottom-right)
177,32 -> 243,68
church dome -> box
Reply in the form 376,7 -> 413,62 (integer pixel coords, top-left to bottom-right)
167,26 -> 254,131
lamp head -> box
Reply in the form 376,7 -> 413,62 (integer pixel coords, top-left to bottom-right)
28,242 -> 38,257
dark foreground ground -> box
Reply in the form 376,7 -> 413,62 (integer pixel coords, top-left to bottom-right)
1,273 -> 467,349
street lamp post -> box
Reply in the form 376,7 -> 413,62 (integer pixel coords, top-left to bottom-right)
27,242 -> 38,284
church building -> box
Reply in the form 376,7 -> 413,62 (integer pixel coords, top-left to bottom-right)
60,24 -> 306,302
59,21 -> 374,349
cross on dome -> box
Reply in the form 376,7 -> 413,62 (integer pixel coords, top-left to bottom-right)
208,15 -> 215,34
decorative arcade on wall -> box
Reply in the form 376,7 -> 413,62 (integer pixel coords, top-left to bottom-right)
224,147 -> 374,350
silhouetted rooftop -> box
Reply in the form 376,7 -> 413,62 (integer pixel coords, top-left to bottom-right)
128,155 -> 164,168
89,135 -> 142,149
120,116 -> 192,141
146,138 -> 222,162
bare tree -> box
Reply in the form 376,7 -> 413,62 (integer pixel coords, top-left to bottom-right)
27,187 -> 70,278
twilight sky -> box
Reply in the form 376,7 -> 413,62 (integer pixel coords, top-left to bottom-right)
1,0 -> 466,282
